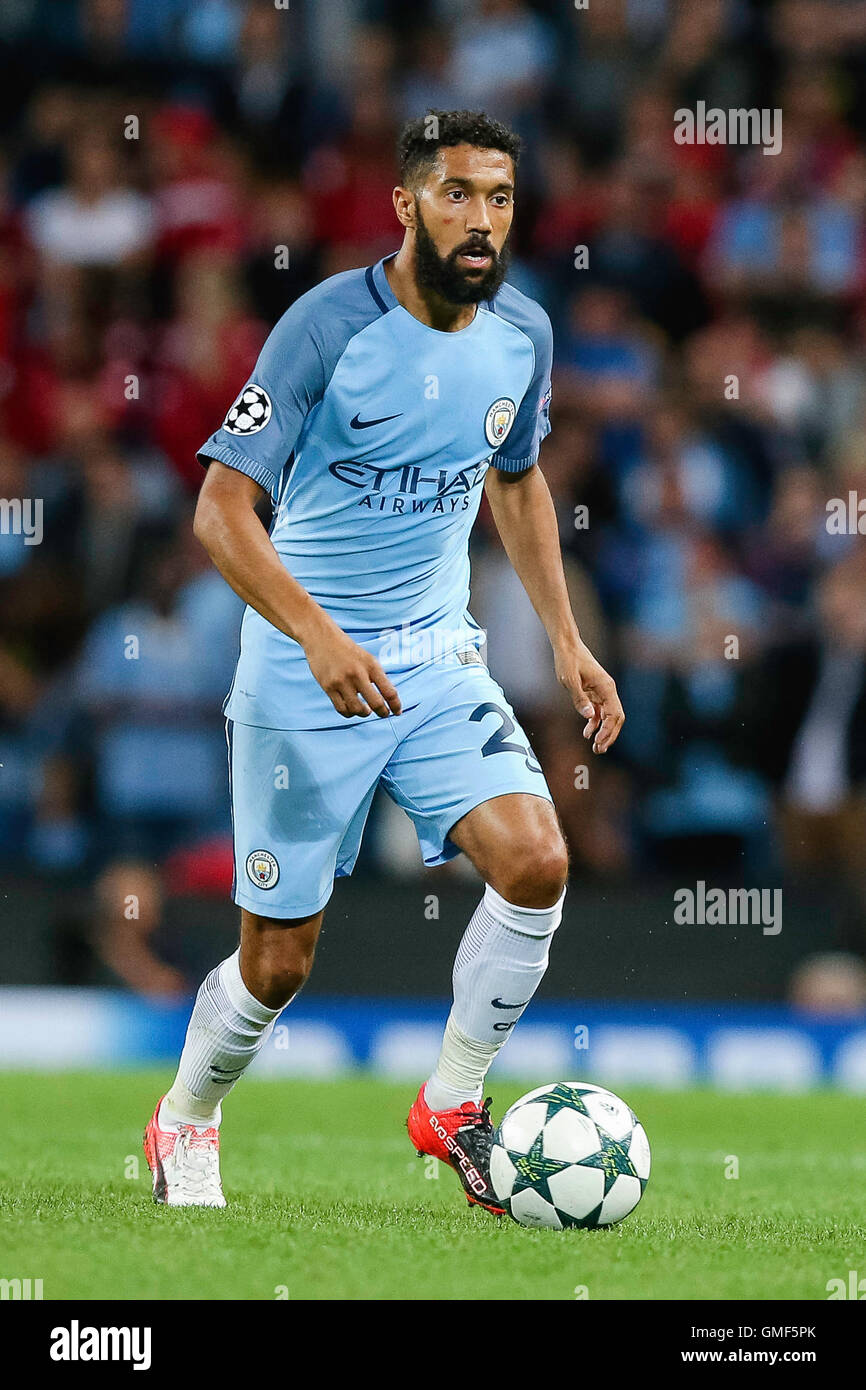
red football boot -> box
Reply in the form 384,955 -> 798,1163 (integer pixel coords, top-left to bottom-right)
407,1085 -> 505,1215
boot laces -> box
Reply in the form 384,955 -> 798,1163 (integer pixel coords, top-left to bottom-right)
459,1097 -> 494,1134
170,1125 -> 223,1202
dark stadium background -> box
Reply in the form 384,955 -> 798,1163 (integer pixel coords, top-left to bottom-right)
1,0 -> 866,1090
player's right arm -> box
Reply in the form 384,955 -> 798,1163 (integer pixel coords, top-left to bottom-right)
194,461 -> 400,719
194,282 -> 400,720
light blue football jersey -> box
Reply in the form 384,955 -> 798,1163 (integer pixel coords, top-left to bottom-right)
197,254 -> 553,729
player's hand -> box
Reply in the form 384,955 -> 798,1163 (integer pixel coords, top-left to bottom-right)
302,620 -> 402,718
554,638 -> 624,754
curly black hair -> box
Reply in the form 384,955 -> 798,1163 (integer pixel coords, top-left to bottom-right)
397,109 -> 521,189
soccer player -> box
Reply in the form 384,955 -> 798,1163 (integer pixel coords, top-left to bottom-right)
144,110 -> 624,1211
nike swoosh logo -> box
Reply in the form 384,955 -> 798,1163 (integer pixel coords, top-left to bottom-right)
491,997 -> 530,1010
350,412 -> 403,429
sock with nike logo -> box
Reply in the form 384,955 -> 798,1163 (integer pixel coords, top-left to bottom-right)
161,949 -> 283,1130
423,883 -> 565,1111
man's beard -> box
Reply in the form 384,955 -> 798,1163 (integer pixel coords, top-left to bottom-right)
413,205 -> 510,305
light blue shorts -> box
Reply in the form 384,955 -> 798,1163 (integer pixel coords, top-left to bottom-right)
227,653 -> 552,918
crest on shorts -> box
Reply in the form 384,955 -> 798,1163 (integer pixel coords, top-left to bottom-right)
246,850 -> 280,889
484,397 -> 516,448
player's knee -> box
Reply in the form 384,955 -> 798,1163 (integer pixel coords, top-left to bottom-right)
494,832 -> 568,909
241,925 -> 318,1010
251,951 -> 314,1010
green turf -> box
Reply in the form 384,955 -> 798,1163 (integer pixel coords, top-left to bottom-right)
0,1071 -> 864,1300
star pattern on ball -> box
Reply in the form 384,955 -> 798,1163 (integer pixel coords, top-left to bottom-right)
577,1131 -> 639,1194
524,1084 -> 591,1115
507,1130 -> 574,1205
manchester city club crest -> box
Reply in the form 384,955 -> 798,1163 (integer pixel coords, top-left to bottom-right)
246,850 -> 280,889
484,397 -> 516,448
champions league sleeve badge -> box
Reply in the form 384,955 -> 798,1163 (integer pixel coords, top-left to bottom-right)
223,384 -> 273,435
484,397 -> 517,448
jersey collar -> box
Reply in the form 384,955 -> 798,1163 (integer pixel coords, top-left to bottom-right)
369,254 -> 400,312
370,252 -> 490,335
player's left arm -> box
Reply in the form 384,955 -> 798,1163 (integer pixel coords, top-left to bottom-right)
484,464 -> 624,754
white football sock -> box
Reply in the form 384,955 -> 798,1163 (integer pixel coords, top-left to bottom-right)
160,949 -> 282,1131
424,883 -> 565,1111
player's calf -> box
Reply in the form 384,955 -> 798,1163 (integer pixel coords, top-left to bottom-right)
409,877 -> 566,1213
142,930 -> 309,1207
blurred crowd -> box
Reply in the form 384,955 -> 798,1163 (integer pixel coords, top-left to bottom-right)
4,0 -> 866,988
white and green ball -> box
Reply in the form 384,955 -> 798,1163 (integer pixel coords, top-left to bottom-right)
490,1081 -> 650,1230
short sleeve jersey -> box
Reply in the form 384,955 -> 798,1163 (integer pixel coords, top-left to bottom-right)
198,254 -> 553,729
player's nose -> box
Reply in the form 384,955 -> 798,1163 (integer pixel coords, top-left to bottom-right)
465,198 -> 493,235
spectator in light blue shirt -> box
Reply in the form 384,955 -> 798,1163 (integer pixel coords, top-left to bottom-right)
71,535 -> 243,860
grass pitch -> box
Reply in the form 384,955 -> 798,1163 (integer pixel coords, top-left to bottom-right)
0,1071 -> 864,1301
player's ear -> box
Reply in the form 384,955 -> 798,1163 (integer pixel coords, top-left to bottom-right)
392,185 -> 416,230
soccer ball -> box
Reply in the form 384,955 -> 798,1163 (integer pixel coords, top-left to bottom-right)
490,1081 -> 650,1230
